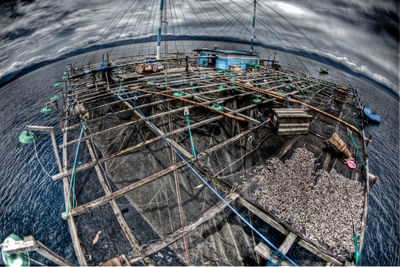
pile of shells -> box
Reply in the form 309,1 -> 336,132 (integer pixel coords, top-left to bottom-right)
251,147 -> 363,258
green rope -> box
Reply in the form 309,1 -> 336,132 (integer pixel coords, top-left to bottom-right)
353,225 -> 360,265
185,113 -> 196,161
65,119 -> 86,219
191,84 -> 195,98
349,112 -> 362,134
349,132 -> 368,172
164,76 -> 167,88
117,81 -> 122,96
298,87 -> 306,97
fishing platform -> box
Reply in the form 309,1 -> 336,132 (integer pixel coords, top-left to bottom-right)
15,49 -> 376,266
3,0 -> 380,265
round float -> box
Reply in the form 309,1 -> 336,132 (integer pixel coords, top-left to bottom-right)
1,234 -> 30,267
211,104 -> 224,112
18,131 -> 36,144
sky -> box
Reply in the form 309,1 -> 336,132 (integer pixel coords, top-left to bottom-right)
0,0 -> 398,93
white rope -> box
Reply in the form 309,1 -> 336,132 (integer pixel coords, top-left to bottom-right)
32,137 -> 53,178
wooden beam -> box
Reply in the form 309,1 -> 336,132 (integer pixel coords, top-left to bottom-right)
61,120 -> 87,266
238,198 -> 343,265
230,79 -> 360,134
127,193 -> 240,264
129,87 -> 245,122
110,86 -> 194,160
2,236 -> 74,266
61,161 -> 187,219
62,121 -> 267,218
54,99 -> 269,180
84,135 -> 142,253
66,90 -> 252,132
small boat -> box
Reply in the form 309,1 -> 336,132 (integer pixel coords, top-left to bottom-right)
363,107 -> 381,123
319,68 -> 328,74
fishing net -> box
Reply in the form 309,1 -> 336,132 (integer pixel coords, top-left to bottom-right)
66,65 -> 366,265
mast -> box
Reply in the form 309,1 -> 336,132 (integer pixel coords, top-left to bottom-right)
156,0 -> 164,60
250,0 -> 257,52
163,0 -> 168,55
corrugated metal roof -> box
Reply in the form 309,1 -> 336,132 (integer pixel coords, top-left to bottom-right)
194,48 -> 259,56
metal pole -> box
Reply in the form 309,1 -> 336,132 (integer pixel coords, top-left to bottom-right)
26,125 -> 63,173
250,0 -> 257,52
156,0 -> 164,59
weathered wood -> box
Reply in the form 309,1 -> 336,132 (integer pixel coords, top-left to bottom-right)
2,236 -> 74,266
254,242 -> 291,266
258,232 -> 297,265
62,160 -> 187,219
276,137 -> 299,159
111,87 -> 194,159
100,254 -> 130,266
279,232 -> 297,255
54,101 -> 270,180
84,135 -> 142,253
129,87 -> 246,122
231,79 -> 361,134
61,121 -> 87,266
65,87 -> 251,131
127,193 -> 240,264
238,198 -> 343,265
62,121 -> 267,219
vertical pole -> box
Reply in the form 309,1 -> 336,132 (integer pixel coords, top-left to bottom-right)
49,128 -> 63,173
250,0 -> 257,52
163,0 -> 168,55
156,0 -> 164,60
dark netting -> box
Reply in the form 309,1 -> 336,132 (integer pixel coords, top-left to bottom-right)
65,62 -> 368,265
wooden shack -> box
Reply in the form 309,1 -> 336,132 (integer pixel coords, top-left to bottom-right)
271,108 -> 313,135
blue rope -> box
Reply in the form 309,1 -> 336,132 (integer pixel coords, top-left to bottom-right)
258,112 -> 265,122
108,73 -> 297,265
65,101 -> 74,112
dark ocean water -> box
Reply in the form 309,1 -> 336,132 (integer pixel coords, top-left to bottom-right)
0,0 -> 399,265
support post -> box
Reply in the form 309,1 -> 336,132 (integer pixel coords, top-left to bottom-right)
250,0 -> 257,52
156,0 -> 164,60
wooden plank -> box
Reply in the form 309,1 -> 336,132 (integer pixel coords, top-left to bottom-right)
254,242 -> 291,266
55,100 -> 270,180
276,137 -> 299,159
84,135 -> 142,253
110,87 -> 193,159
231,79 -> 361,134
129,87 -> 245,122
279,232 -> 297,254
100,254 -> 130,266
62,160 -> 187,219
127,193 -> 240,264
66,90 -> 253,131
61,120 -> 88,266
62,121 -> 267,219
2,236 -> 74,266
238,198 -> 343,265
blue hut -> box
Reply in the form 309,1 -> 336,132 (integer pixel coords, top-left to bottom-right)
195,49 -> 259,70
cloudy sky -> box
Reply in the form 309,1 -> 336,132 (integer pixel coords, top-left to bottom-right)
0,0 -> 398,92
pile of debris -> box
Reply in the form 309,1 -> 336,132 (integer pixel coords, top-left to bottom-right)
250,147 -> 363,257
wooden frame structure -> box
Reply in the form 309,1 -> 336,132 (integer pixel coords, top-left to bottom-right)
49,53 -> 371,266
